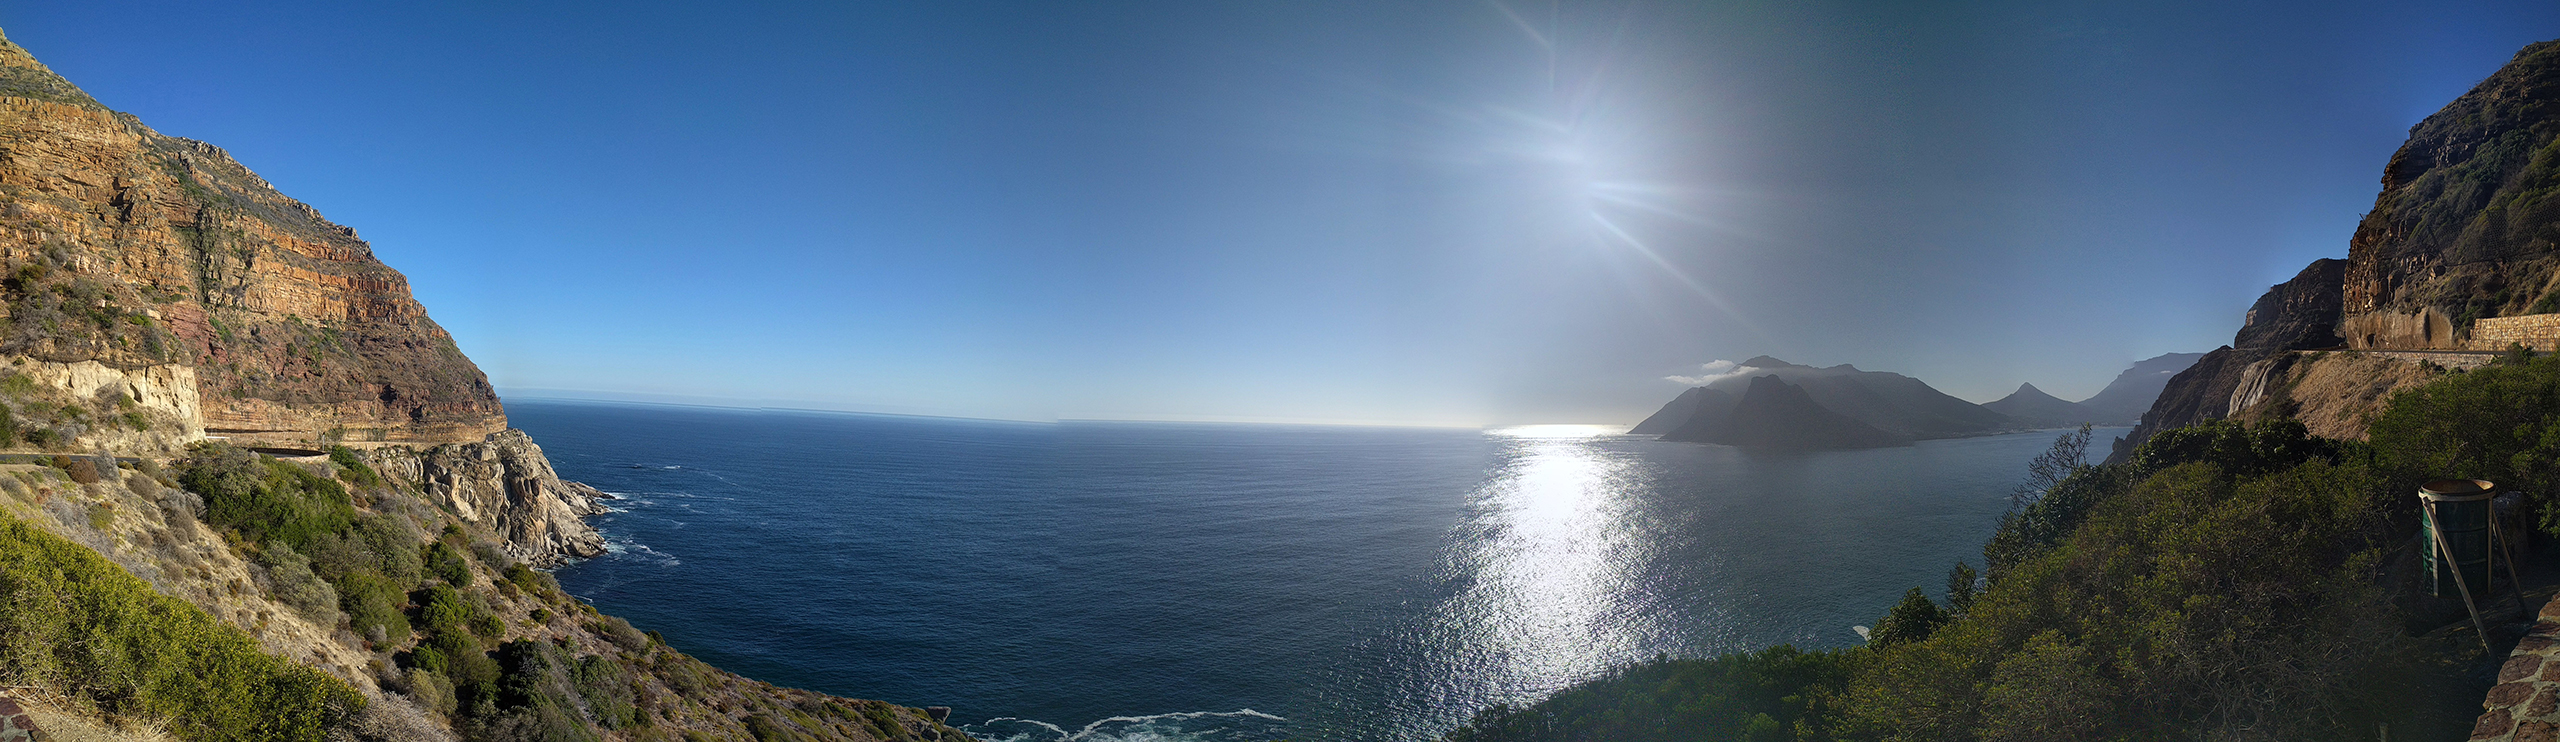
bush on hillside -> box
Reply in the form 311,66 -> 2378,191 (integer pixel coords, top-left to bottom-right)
1839,460 -> 2397,740
253,541 -> 341,624
1442,646 -> 1861,742
2365,352 -> 2560,533
425,539 -> 473,586
0,512 -> 363,740
327,445 -> 383,488
179,442 -> 355,550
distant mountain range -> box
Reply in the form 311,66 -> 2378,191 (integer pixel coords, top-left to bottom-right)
1667,375 -> 1907,449
1635,353 -> 2205,450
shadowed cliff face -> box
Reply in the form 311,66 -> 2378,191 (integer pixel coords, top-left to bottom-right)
0,32 -> 502,446
2113,260 -> 2352,462
2342,40 -> 2560,348
2118,39 -> 2560,462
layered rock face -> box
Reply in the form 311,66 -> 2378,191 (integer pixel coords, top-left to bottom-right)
0,31 -> 601,563
2340,41 -> 2560,349
2119,40 -> 2560,461
360,430 -> 609,566
0,33 -> 503,447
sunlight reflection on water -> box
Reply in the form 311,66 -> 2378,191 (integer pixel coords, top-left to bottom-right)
1425,431 -> 1668,717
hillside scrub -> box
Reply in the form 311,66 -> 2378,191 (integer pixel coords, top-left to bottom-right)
1439,388 -> 2516,740
2365,351 -> 2560,533
1442,646 -> 1862,742
0,511 -> 362,740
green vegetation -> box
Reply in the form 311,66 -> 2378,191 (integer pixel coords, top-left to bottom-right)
328,445 -> 383,488
1437,357 -> 2560,741
0,512 -> 361,740
180,442 -> 354,549
1444,647 -> 1860,742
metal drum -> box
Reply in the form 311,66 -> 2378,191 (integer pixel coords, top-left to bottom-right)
2421,479 -> 2497,599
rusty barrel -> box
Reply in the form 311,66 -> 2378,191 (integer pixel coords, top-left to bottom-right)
2420,479 -> 2497,599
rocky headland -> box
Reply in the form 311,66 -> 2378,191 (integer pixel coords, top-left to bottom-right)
0,28 -> 961,742
2118,40 -> 2560,462
1635,353 -> 2202,450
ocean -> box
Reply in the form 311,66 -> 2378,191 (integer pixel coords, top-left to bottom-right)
514,400 -> 2114,741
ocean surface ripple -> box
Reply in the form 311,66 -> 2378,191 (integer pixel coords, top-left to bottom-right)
520,401 -> 2112,741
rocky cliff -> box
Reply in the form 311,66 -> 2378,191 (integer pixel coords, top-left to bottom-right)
359,430 -> 609,566
2341,40 -> 2560,350
2114,259 -> 2354,461
0,34 -> 503,447
0,28 -> 959,742
0,30 -> 609,565
2121,40 -> 2560,460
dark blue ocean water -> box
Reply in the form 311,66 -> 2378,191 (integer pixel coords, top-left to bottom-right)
513,400 -> 2114,741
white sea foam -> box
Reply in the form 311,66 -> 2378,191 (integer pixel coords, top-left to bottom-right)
965,710 -> 1287,742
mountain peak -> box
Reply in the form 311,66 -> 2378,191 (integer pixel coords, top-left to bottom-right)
1661,375 -> 1906,449
1739,355 -> 1795,368
0,30 -> 102,110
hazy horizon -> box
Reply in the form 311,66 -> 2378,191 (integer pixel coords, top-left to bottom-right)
8,1 -> 2559,426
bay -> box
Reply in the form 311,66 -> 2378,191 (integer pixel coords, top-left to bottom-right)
515,399 -> 2113,741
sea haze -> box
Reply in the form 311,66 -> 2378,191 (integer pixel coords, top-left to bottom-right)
514,400 -> 2116,741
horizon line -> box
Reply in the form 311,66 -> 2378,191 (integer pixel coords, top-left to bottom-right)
495,388 -> 1518,431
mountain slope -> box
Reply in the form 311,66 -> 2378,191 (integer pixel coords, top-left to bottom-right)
2074,352 -> 2205,423
0,28 -> 967,742
1981,383 -> 2095,428
1629,387 -> 1735,435
1633,357 -> 2011,439
1661,375 -> 1908,449
2122,39 -> 2560,460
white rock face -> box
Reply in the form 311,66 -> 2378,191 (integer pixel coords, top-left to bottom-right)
358,429 -> 608,566
15,359 -> 203,454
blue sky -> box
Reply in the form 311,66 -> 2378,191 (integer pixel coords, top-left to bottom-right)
3,2 -> 2557,425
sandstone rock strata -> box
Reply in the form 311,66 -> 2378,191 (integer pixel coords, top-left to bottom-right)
0,31 -> 503,446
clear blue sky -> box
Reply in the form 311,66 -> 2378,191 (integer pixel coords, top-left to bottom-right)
3,2 -> 2556,425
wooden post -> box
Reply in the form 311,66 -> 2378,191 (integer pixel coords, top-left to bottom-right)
2428,498 -> 2494,655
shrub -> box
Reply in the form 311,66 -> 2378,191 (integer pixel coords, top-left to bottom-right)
2131,416 -> 2338,478
1441,646 -> 1861,742
337,570 -> 411,646
179,442 -> 354,551
254,542 -> 341,623
0,512 -> 364,739
1867,588 -> 1946,647
62,456 -> 97,484
572,654 -> 639,729
425,539 -> 473,586
2366,352 -> 2560,534
594,616 -> 648,652
1839,461 -> 2395,740
327,445 -> 382,488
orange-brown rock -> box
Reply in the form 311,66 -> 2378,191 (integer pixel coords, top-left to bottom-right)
0,31 -> 501,446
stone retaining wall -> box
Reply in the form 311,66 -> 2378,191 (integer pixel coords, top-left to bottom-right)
2472,595 -> 2560,740
2473,314 -> 2560,351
